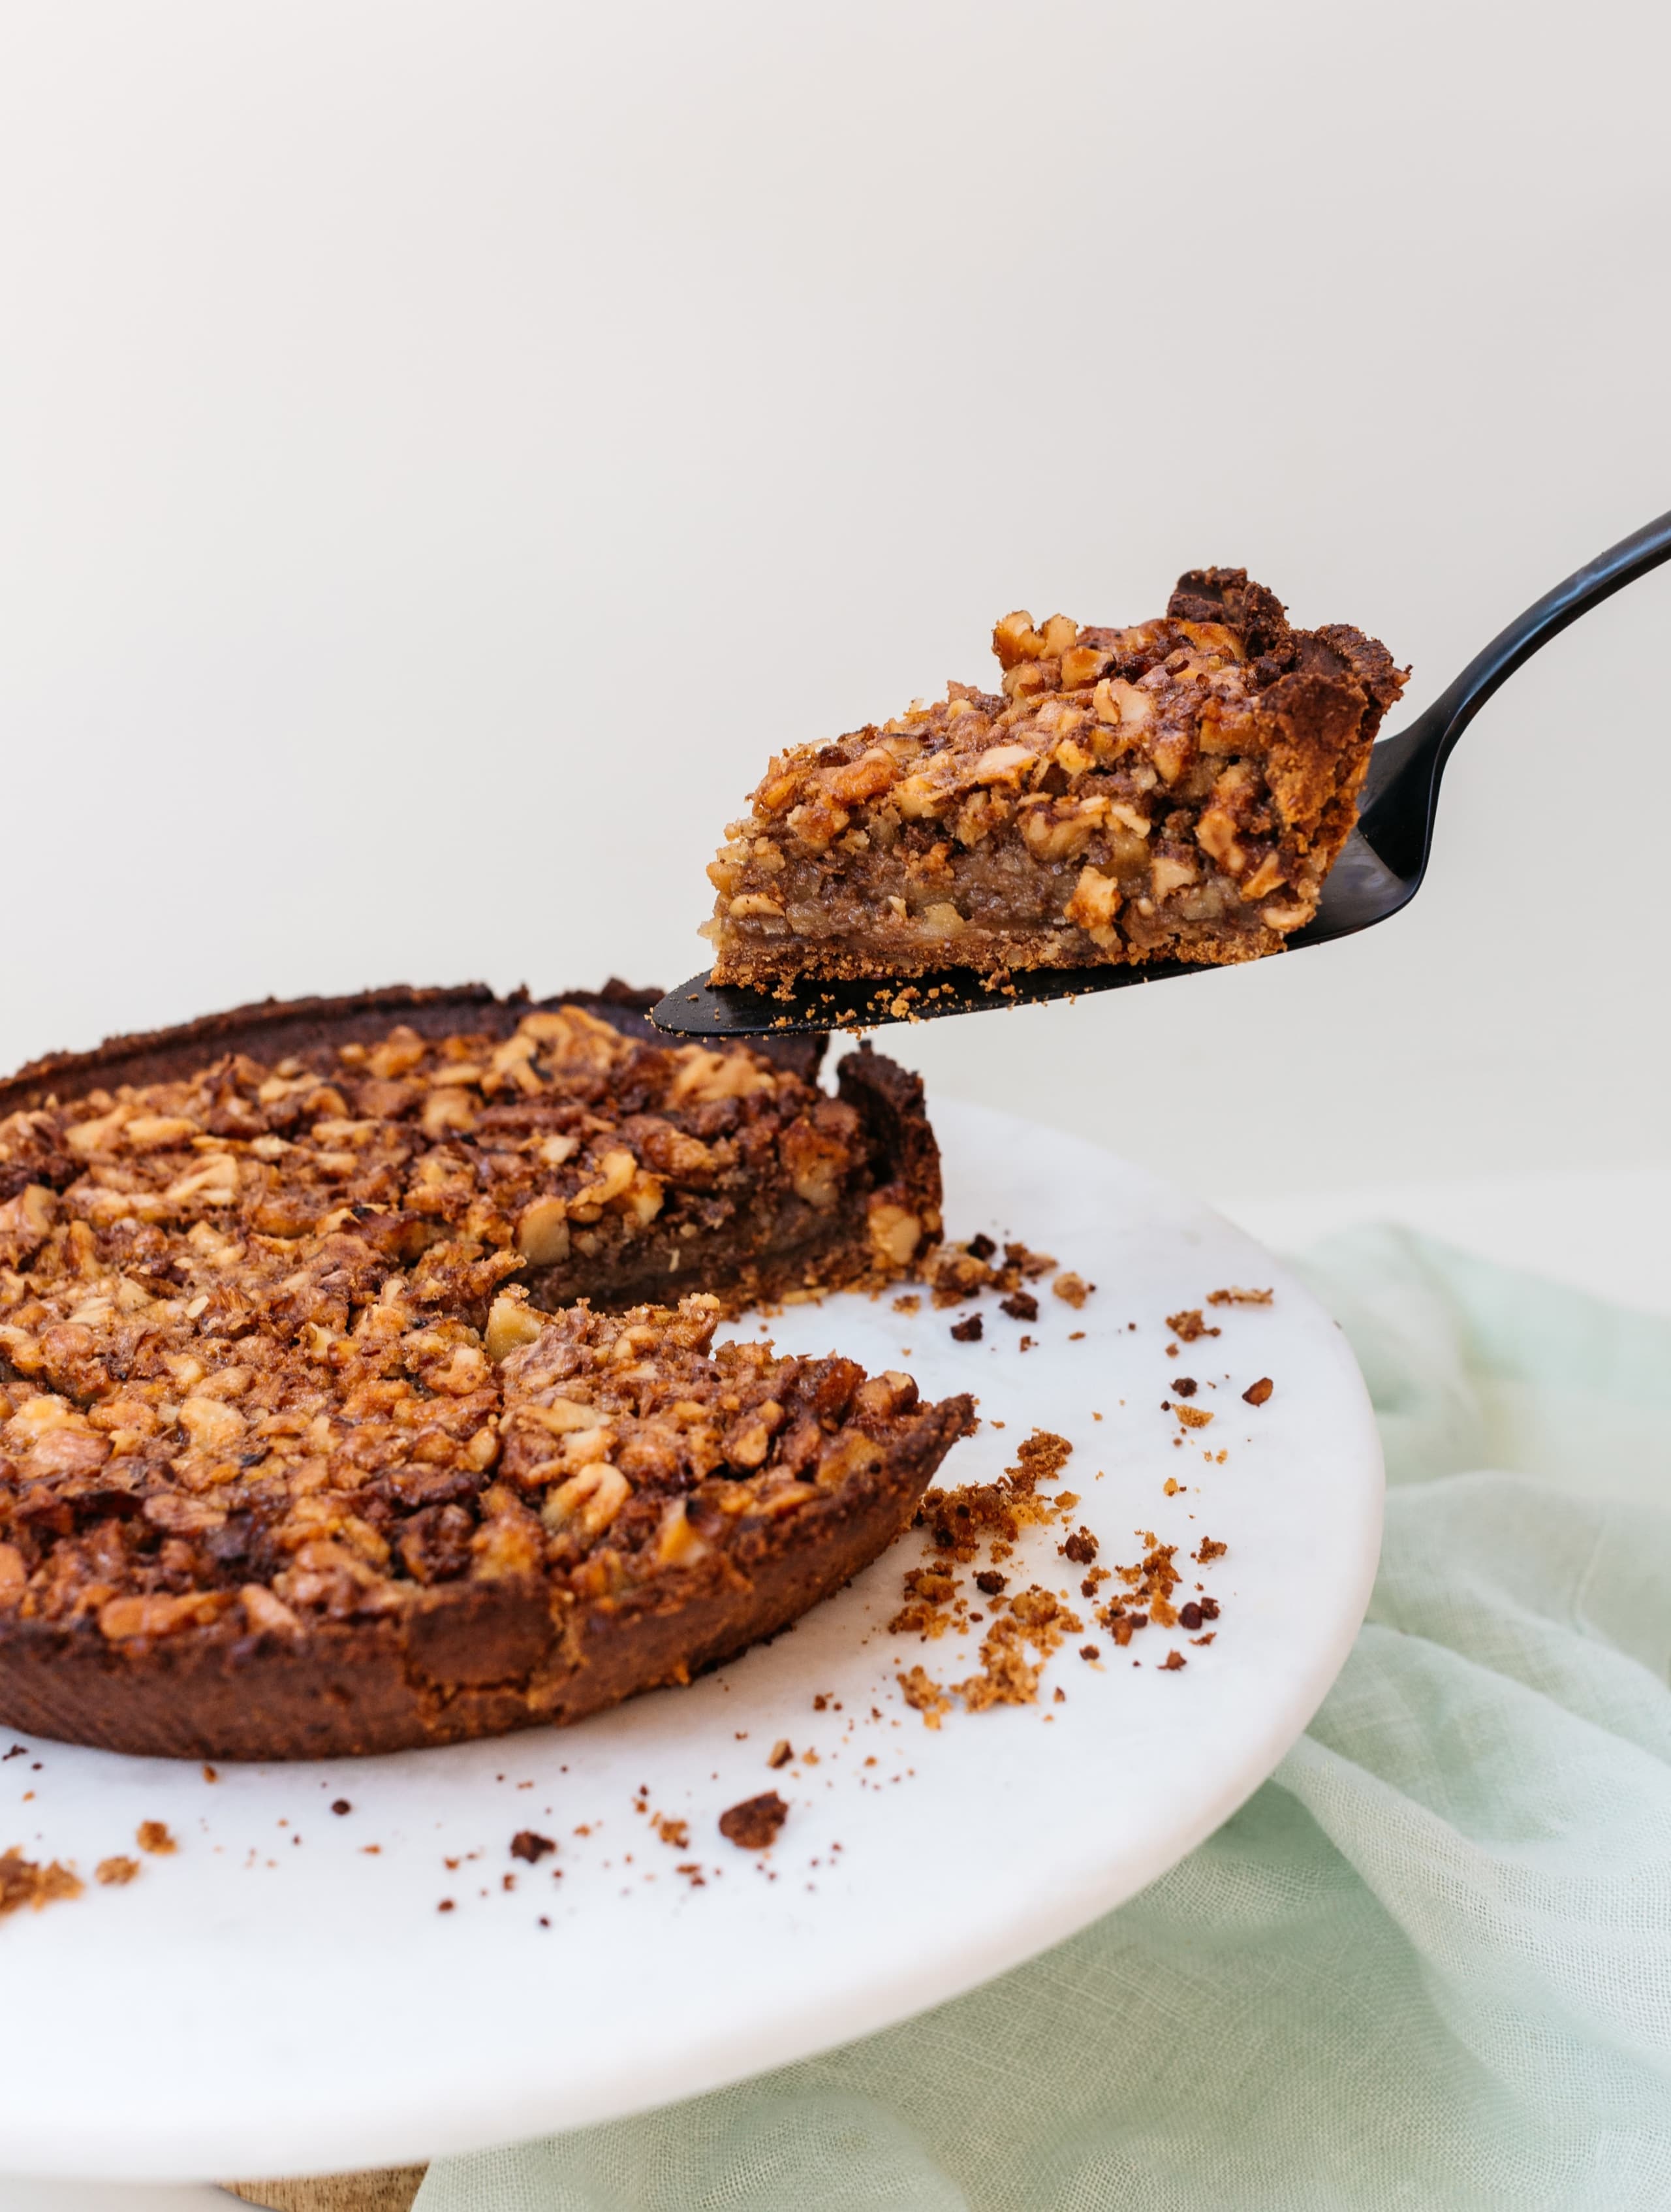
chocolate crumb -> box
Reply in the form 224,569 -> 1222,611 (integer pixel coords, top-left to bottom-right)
975,1570 -> 1008,1596
1243,1376 -> 1275,1406
510,1831 -> 557,1863
1179,1602 -> 1203,1631
1080,1644 -> 1101,1662
1061,1528 -> 1099,1566
719,1792 -> 789,1850
136,1821 -> 176,1857
331,1799 -> 352,1816
766,1739 -> 792,1769
967,1233 -> 997,1260
999,1291 -> 1039,1323
950,1314 -> 984,1342
95,1856 -> 140,1887
437,1899 -> 455,1912
1161,1650 -> 1187,1671
1199,1596 -> 1221,1620
1172,1376 -> 1198,1397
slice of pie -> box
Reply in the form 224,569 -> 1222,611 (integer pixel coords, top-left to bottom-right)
704,568 -> 1407,987
0,985 -> 966,1758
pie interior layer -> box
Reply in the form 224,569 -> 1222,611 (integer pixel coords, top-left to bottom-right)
704,567 -> 1407,985
0,985 -> 961,1758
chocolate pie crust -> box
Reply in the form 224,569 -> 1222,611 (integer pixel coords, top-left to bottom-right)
0,984 -> 965,1760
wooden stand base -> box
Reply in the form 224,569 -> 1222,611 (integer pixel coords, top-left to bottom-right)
221,2170 -> 428,2211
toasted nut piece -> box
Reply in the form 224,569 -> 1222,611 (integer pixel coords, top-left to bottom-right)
728,893 -> 785,918
654,1498 -> 710,1568
542,1462 -> 631,1540
367,1027 -> 428,1081
0,1183 -> 57,1257
972,742 -> 1036,786
917,901 -> 963,936
892,771 -> 946,820
1065,865 -> 1121,933
1092,676 -> 1153,729
517,1196 -> 572,1267
1240,853 -> 1287,901
854,1370 -> 918,1419
422,1088 -> 476,1139
723,1398 -> 785,1470
0,1543 -> 25,1609
124,1114 -> 201,1150
178,1397 -> 246,1452
667,1047 -> 774,1107
65,1103 -> 133,1157
241,1583 -> 302,1634
866,1198 -> 922,1268
486,1289 -> 546,1363
992,610 -> 1043,668
1039,614 -> 1078,657
1260,898 -> 1312,930
824,748 -> 898,805
164,1155 -> 239,1207
1059,644 -> 1114,690
516,1396 -> 596,1435
1149,854 -> 1200,900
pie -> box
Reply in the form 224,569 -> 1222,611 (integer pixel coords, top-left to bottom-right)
0,984 -> 967,1758
704,567 -> 1406,987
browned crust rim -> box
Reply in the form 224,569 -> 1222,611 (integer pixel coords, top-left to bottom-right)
0,1397 -> 972,1760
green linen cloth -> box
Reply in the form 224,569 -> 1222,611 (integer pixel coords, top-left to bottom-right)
416,1227 -> 1671,2212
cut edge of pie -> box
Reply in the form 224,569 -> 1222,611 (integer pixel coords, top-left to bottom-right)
703,567 -> 1407,988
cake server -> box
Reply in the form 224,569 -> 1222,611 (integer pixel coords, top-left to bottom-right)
652,508 -> 1671,1038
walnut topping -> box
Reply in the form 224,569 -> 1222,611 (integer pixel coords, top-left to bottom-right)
0,1012 -> 952,1645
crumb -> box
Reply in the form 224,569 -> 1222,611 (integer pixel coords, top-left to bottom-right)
1195,1538 -> 1228,1563
1243,1377 -> 1275,1406
1191,1633 -> 1217,1646
1166,1309 -> 1221,1343
136,1821 -> 176,1856
437,1899 -> 456,1913
1172,1376 -> 1198,1397
719,1792 -> 789,1850
1080,1644 -> 1100,1662
1160,1650 -> 1187,1671
813,1694 -> 829,1713
1208,1286 -> 1272,1306
1018,1333 -> 1035,1351
999,1291 -> 1039,1323
1176,1405 -> 1214,1430
652,1814 -> 690,1849
1052,1272 -> 1093,1309
897,1666 -> 952,1728
1179,1602 -> 1204,1630
1163,1476 -> 1181,1496
331,1799 -> 352,1816
892,1294 -> 921,1314
766,1739 -> 792,1769
1005,1242 -> 1055,1278
0,1853 -> 82,1918
967,1234 -> 996,1260
95,1856 -> 140,1887
510,1831 -> 557,1863
950,1314 -> 984,1342
975,1570 -> 1008,1596
202,1765 -> 219,1783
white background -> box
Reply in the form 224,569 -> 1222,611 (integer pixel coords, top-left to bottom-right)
1,0 -> 1667,1204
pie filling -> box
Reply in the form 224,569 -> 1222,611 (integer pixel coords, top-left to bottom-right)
704,568 -> 1406,985
0,1006 -> 954,1647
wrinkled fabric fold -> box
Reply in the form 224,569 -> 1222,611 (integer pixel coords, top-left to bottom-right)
420,1227 -> 1671,2212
